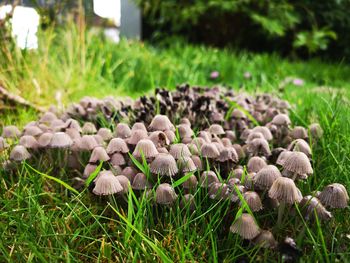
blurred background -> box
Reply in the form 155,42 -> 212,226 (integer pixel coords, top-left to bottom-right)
0,0 -> 349,120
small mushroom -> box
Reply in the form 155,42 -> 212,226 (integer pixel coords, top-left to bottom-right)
281,152 -> 313,180
242,191 -> 263,211
230,213 -> 260,240
10,145 -> 31,161
149,115 -> 175,131
132,173 -> 152,190
318,183 -> 349,208
247,157 -> 267,173
49,132 -> 73,148
2,125 -> 21,139
115,123 -> 131,139
199,171 -> 219,188
106,138 -> 129,154
253,230 -> 277,248
254,165 -> 282,190
156,183 -> 177,205
150,153 -> 178,177
93,170 -> 123,195
169,143 -> 192,159
132,139 -> 159,159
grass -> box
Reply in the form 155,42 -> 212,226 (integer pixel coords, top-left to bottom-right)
0,22 -> 350,262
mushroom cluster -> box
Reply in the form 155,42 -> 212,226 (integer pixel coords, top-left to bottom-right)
1,85 -> 348,253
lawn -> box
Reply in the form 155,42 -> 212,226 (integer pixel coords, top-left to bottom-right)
0,25 -> 349,262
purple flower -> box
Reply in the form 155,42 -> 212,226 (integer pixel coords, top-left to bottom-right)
292,78 -> 304,86
244,71 -> 252,79
210,71 -> 220,79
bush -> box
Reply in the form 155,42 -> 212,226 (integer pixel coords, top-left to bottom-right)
137,0 -> 350,60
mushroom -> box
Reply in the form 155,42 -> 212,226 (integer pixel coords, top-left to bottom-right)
0,137 -> 9,151
149,115 -> 175,131
169,143 -> 192,159
150,153 -> 178,177
180,194 -> 196,211
49,132 -> 73,148
97,128 -> 113,141
82,122 -> 97,134
131,122 -> 147,132
127,129 -> 148,145
79,135 -> 99,151
309,123 -> 323,139
19,135 -> 40,149
110,153 -> 126,166
2,125 -> 21,139
247,138 -> 271,157
23,126 -> 43,137
230,213 -> 260,240
115,175 -> 130,194
287,139 -> 311,157
10,145 -> 31,162
177,157 -> 197,173
83,163 -> 97,179
132,139 -> 159,159
148,131 -> 170,148
208,124 -> 225,136
200,143 -> 220,159
199,171 -> 219,188
208,182 -> 230,200
155,183 -> 177,205
247,157 -> 267,173
182,174 -> 198,190
318,183 -> 349,208
106,138 -> 129,154
89,146 -> 110,163
115,123 -> 131,139
242,191 -> 263,211
280,152 -> 313,180
93,170 -> 123,195
132,173 -> 152,190
254,165 -> 282,190
253,230 -> 277,248
299,195 -> 332,220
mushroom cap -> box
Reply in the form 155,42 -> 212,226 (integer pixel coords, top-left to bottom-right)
169,143 -> 192,159
149,115 -> 175,131
246,132 -> 265,143
232,144 -> 245,159
254,165 -> 282,190
247,138 -> 271,157
10,145 -> 31,161
49,132 -> 73,148
282,151 -> 313,175
19,135 -> 40,149
309,123 -> 323,139
97,128 -> 113,141
23,126 -> 43,137
191,137 -> 206,148
232,109 -> 246,119
208,124 -> 225,135
290,126 -> 308,140
115,123 -> 131,139
39,112 -> 57,123
276,151 -> 292,166
121,166 -> 138,183
318,183 -> 349,208
65,128 -> 81,139
163,129 -> 176,143
182,174 -> 198,189
253,230 -> 277,248
79,135 -> 99,151
110,152 -> 126,166
230,213 -> 260,240
93,170 -> 123,195
271,114 -> 291,126
83,163 -> 97,179
200,143 -> 220,159
198,131 -> 212,143
131,122 -> 148,132
199,171 -> 219,188
132,173 -> 152,190
242,191 -> 263,211
64,118 -> 82,132
50,119 -> 66,131
150,153 -> 178,177
2,125 -> 21,138
156,183 -> 177,205
106,138 -> 129,154
82,122 -> 97,134
233,168 -> 244,179
148,131 -> 170,148
287,139 -> 311,157
300,195 -> 332,220
268,177 -> 302,204
191,155 -> 203,170
179,118 -> 191,126
157,147 -> 169,154
89,146 -> 110,163
127,129 -> 148,145
115,175 -> 130,194
217,147 -> 239,162
133,139 -> 159,158
225,130 -> 236,142
37,132 -> 53,147
177,124 -> 194,139
221,138 -> 232,147
247,157 -> 267,173
180,194 -> 196,211
177,157 -> 197,173
208,182 -> 230,200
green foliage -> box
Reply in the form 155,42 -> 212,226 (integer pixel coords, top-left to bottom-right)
294,28 -> 337,54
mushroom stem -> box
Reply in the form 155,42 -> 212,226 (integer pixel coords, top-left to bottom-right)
277,202 -> 286,227
292,172 -> 298,181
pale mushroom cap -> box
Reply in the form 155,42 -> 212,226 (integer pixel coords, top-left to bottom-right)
180,118 -> 191,126
23,126 -> 43,137
208,124 -> 225,135
128,129 -> 148,145
150,153 -> 178,177
230,213 -> 260,240
282,151 -> 313,175
38,132 -> 53,147
10,145 -> 31,161
290,126 -> 308,140
233,168 -> 244,179
177,157 -> 197,173
319,183 -> 349,208
156,183 -> 178,205
89,146 -> 110,163
82,122 -> 97,134
110,152 -> 126,166
93,170 -> 123,195
39,112 -> 57,123
180,194 -> 196,211
64,118 -> 82,132
177,124 -> 194,139
246,132 -> 265,143
106,138 -> 129,154
242,191 -> 263,211
116,175 -> 130,194
198,131 -> 212,143
254,165 -> 282,189
247,157 -> 267,173
182,174 -> 198,189
133,139 -> 159,158
309,123 -> 323,139
221,138 -> 232,147
2,125 -> 21,138
149,115 -> 174,131
132,122 -> 148,132
83,164 -> 97,179
268,177 -> 303,204
217,147 -> 239,162
252,126 -> 273,141
97,128 -> 113,141
0,137 -> 9,150
232,144 -> 245,159
199,171 -> 219,187
253,230 -> 277,248
300,195 -> 332,220
225,130 -> 236,142
247,138 -> 271,157
163,129 -> 176,143
121,166 -> 138,183
191,155 -> 203,170
80,135 -> 99,151
169,143 -> 192,159
208,182 -> 230,200
65,128 -> 81,140
276,151 -> 292,166
271,114 -> 291,126
287,139 -> 311,157
191,137 -> 206,148
148,131 -> 170,148
200,143 -> 220,159
132,173 -> 152,190
19,135 -> 39,149
115,123 -> 131,139
49,132 -> 73,148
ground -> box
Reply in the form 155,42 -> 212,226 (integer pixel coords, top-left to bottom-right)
0,26 -> 349,262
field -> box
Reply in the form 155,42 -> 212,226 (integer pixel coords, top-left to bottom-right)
0,25 -> 350,262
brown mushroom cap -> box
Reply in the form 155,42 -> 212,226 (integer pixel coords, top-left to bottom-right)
254,165 -> 282,190
149,115 -> 175,131
247,156 -> 267,173
106,138 -> 129,154
133,139 -> 159,159
242,191 -> 263,211
208,124 -> 225,135
182,175 -> 198,190
282,151 -> 313,175
230,213 -> 260,240
191,155 -> 203,170
200,143 -> 220,159
10,145 -> 31,161
156,183 -> 177,205
150,153 -> 178,177
268,177 -> 302,204
121,166 -> 138,183
225,130 -> 236,142
132,173 -> 152,190
115,123 -> 131,139
253,230 -> 277,248
208,182 -> 230,200
199,171 -> 219,188
49,132 -> 73,148
169,143 -> 192,159
318,183 -> 349,208
300,195 -> 332,220
93,170 -> 123,195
